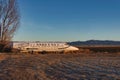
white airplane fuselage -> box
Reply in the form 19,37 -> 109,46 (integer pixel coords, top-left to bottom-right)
11,41 -> 79,52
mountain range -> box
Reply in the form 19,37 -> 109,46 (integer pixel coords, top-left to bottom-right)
68,40 -> 120,46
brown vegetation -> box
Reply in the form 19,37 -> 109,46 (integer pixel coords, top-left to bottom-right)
0,53 -> 120,80
78,46 -> 120,53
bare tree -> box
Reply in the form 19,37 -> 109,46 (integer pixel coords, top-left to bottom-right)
0,0 -> 20,44
0,0 -> 20,51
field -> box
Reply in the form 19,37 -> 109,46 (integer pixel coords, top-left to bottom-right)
78,46 -> 120,53
0,52 -> 120,80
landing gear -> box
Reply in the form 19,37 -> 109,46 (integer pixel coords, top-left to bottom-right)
41,51 -> 47,54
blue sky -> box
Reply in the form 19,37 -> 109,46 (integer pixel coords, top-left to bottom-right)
14,0 -> 120,41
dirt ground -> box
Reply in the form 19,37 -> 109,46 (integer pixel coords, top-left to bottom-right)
0,53 -> 120,80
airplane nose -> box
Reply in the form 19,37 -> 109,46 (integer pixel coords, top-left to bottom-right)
66,46 -> 79,51
73,47 -> 79,51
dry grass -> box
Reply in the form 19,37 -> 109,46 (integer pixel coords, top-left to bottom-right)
0,53 -> 120,80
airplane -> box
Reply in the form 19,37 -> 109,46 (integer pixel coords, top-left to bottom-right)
11,41 -> 79,53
